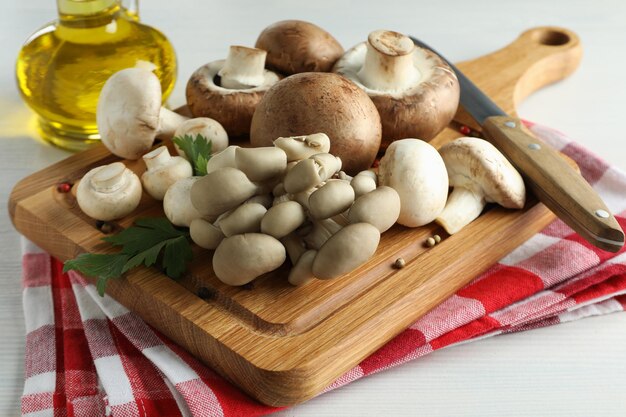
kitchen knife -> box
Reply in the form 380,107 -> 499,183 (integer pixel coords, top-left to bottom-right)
410,36 -> 624,252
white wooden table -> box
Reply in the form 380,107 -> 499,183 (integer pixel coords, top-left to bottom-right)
2,1 -> 626,415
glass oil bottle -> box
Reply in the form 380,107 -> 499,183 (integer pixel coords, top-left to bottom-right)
15,0 -> 177,151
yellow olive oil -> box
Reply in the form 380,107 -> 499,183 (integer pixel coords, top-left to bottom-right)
15,0 -> 177,151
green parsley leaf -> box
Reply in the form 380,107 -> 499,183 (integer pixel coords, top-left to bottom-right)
63,217 -> 193,296
172,134 -> 212,176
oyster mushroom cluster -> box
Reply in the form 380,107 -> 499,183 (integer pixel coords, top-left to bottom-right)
188,133 -> 401,287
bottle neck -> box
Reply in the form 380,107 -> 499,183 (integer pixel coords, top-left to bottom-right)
57,0 -> 122,27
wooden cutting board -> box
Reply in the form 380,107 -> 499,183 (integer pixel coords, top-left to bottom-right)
9,26 -> 582,407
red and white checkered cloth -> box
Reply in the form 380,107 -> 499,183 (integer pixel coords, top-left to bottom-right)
20,123 -> 626,417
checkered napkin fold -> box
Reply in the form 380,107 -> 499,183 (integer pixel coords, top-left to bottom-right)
20,123 -> 626,417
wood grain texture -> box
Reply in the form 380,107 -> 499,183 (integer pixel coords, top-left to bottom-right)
9,27 -> 581,406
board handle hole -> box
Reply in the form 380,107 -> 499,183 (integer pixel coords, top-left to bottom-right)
533,29 -> 570,46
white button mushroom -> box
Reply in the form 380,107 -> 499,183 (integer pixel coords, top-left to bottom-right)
186,46 -> 281,137
190,167 -> 260,217
378,139 -> 449,227
435,137 -> 526,234
163,177 -> 203,227
312,223 -> 380,280
173,117 -> 229,158
212,233 -> 286,286
141,146 -> 192,201
190,218 -> 224,250
333,30 -> 460,147
273,133 -> 331,162
217,203 -> 267,237
348,186 -> 401,233
76,162 -> 142,221
97,67 -> 188,160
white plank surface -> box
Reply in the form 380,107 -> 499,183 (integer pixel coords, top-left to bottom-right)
2,1 -> 626,415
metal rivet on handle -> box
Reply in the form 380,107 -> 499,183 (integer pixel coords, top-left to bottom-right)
504,121 -> 516,128
595,209 -> 610,219
528,143 -> 541,150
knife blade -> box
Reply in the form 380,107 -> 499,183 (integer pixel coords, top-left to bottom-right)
410,36 -> 624,252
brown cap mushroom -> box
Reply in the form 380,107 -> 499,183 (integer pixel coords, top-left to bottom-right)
76,162 -> 142,221
436,137 -> 526,234
212,233 -> 286,286
97,67 -> 188,159
333,30 -> 460,148
186,46 -> 280,137
255,20 -> 344,74
250,72 -> 382,174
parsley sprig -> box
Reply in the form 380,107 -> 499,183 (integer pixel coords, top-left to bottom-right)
172,133 -> 212,176
63,218 -> 193,296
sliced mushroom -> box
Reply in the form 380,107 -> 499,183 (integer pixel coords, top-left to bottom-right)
213,233 -> 286,286
218,203 -> 267,237
378,139 -> 448,227
235,147 -> 287,182
97,67 -> 188,159
348,186 -> 401,233
141,146 -> 192,200
163,177 -> 203,227
190,167 -> 260,217
261,201 -> 307,239
312,223 -> 380,280
436,137 -> 526,234
186,46 -> 280,137
333,30 -> 460,148
288,249 -> 318,286
273,133 -> 331,162
255,20 -> 344,74
173,117 -> 229,157
190,218 -> 224,250
309,180 -> 355,220
250,72 -> 382,174
76,162 -> 142,221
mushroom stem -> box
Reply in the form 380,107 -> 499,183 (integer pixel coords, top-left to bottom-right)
143,146 -> 171,170
219,46 -> 268,89
91,162 -> 126,192
435,187 -> 486,234
158,107 -> 189,138
357,30 -> 420,92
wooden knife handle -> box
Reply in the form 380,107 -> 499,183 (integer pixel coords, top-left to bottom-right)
482,115 -> 624,252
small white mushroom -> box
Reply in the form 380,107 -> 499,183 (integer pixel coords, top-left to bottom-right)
163,177 -> 203,227
436,137 -> 526,234
97,67 -> 188,160
273,133 -> 331,161
288,249 -> 317,286
348,186 -> 401,232
261,201 -> 307,239
308,180 -> 355,220
378,139 -> 448,227
213,233 -> 286,286
141,146 -> 192,200
173,117 -> 229,158
218,203 -> 267,237
190,218 -> 224,250
235,147 -> 287,182
312,223 -> 380,280
206,146 -> 239,174
350,170 -> 378,197
76,162 -> 142,221
190,167 -> 260,217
